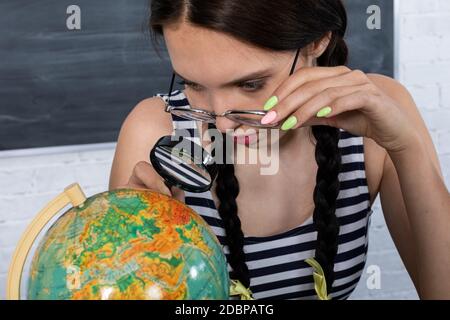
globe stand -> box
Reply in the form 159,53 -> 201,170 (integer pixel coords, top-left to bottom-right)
6,183 -> 87,300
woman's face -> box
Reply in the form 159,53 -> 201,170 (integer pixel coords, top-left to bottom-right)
163,21 -> 314,149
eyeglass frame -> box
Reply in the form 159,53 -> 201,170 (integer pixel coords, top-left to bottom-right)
163,48 -> 301,128
150,135 -> 218,193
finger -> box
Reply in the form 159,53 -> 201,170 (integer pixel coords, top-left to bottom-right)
129,179 -> 172,197
299,116 -> 334,128
170,186 -> 186,203
129,161 -> 154,186
130,161 -> 173,196
113,183 -> 129,190
328,89 -> 381,117
268,66 -> 352,107
154,179 -> 172,196
287,83 -> 376,130
301,109 -> 363,130
126,181 -> 147,190
262,69 -> 369,125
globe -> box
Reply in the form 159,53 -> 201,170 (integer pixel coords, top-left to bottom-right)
23,188 -> 229,300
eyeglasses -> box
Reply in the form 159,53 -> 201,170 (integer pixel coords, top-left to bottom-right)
164,48 -> 301,128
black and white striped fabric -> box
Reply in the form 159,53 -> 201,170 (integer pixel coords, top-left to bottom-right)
153,144 -> 212,189
155,90 -> 373,300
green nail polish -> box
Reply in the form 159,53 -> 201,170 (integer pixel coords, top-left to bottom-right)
317,106 -> 332,118
263,96 -> 278,111
281,116 -> 298,131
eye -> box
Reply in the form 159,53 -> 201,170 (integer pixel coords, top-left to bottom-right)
238,80 -> 266,92
177,80 -> 203,91
177,79 -> 266,92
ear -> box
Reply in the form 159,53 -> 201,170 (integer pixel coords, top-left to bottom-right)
303,31 -> 332,59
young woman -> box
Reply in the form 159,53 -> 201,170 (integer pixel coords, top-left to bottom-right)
109,0 -> 450,299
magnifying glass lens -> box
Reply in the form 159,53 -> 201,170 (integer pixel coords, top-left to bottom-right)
150,136 -> 218,193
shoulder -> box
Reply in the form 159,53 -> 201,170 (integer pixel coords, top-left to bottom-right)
108,96 -> 174,189
122,95 -> 173,133
117,95 -> 175,151
117,95 -> 175,153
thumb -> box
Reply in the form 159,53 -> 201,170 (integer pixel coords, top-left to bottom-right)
170,186 -> 186,203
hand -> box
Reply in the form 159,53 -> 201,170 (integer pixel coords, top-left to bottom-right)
260,66 -> 419,154
118,161 -> 185,202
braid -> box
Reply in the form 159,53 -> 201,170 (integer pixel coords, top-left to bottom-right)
310,15 -> 347,292
311,126 -> 342,290
214,134 -> 250,288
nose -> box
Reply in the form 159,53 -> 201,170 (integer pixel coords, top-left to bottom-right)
214,116 -> 239,134
207,94 -> 239,134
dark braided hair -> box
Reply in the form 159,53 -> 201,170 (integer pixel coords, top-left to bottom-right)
149,0 -> 347,295
215,163 -> 251,288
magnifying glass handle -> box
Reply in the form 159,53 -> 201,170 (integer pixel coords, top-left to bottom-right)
164,179 -> 173,191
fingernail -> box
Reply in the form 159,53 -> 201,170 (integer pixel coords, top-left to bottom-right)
263,96 -> 278,111
261,110 -> 277,125
317,106 -> 332,118
281,116 -> 298,131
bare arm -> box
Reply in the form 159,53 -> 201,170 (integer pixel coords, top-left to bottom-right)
383,136 -> 450,299
374,75 -> 450,299
109,96 -> 173,192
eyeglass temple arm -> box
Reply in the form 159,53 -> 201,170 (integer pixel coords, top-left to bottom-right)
164,72 -> 176,112
290,48 -> 300,76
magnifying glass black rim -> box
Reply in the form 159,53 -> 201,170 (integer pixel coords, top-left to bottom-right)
150,135 -> 218,193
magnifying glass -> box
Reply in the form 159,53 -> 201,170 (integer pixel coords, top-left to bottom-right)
149,134 -> 219,193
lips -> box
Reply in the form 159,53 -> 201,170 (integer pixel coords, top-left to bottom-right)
233,134 -> 257,145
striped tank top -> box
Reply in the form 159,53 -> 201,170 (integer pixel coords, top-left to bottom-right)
155,90 -> 374,300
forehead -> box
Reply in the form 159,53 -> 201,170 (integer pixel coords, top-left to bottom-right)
163,22 -> 285,81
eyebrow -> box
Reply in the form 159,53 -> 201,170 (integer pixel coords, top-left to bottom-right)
173,68 -> 273,88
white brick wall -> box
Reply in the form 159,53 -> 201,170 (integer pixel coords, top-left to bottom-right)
0,146 -> 115,299
351,0 -> 450,300
0,0 -> 449,300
